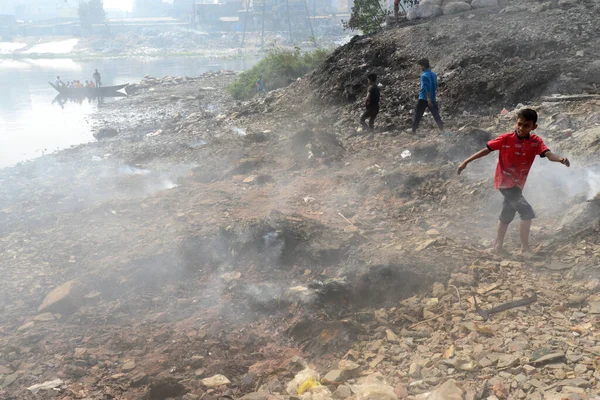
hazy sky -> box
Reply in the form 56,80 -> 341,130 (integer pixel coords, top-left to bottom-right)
104,0 -> 134,11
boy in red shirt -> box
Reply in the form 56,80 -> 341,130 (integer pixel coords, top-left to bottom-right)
457,109 -> 570,256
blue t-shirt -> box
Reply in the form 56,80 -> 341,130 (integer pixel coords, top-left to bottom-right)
419,69 -> 437,103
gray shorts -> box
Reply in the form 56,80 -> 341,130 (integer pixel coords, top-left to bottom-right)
499,187 -> 535,224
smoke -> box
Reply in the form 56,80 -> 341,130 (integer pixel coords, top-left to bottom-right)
587,169 -> 600,200
231,126 -> 247,136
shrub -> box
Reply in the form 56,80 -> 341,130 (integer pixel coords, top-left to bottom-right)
342,0 -> 390,35
228,47 -> 329,101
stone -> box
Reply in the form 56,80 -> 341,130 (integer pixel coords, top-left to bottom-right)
239,392 -> 271,400
395,383 -> 408,398
122,360 -> 136,371
2,373 -> 20,387
443,1 -> 471,14
558,0 -> 578,5
432,282 -> 445,297
38,280 -> 85,315
93,127 -> 118,140
532,352 -> 565,365
514,373 -> 527,383
131,372 -> 149,387
479,357 -> 493,368
182,394 -> 200,400
148,378 -> 187,399
189,355 -> 205,368
588,301 -> 600,314
0,365 -> 13,374
386,329 -> 401,342
409,362 -> 421,378
553,369 -> 566,379
426,379 -> 464,399
497,354 -> 520,368
523,365 -> 536,375
34,312 -> 55,322
450,273 -> 474,286
323,370 -> 345,384
573,364 -> 588,375
417,4 -> 443,19
471,0 -> 498,7
416,238 -> 437,251
201,374 -> 230,388
334,384 -> 353,399
338,359 -> 361,372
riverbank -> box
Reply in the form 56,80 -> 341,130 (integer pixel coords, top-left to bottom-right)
0,30 -> 350,60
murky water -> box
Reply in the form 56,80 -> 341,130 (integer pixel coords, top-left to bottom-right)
0,56 -> 256,168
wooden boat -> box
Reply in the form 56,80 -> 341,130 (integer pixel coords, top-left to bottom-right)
49,82 -> 129,96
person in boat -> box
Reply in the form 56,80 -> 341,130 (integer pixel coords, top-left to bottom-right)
75,81 -> 83,88
55,76 -> 64,87
93,69 -> 102,87
89,81 -> 96,88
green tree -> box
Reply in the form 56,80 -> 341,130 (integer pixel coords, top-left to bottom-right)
342,0 -> 389,35
78,0 -> 106,31
228,47 -> 330,101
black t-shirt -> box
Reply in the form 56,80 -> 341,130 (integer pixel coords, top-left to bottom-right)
368,85 -> 380,108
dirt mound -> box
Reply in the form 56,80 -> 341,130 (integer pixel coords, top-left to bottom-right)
303,0 -> 600,115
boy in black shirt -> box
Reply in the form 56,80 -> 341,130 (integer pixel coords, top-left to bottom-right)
360,73 -> 380,134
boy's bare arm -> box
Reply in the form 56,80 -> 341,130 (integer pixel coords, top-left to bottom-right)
545,151 -> 570,167
457,148 -> 491,175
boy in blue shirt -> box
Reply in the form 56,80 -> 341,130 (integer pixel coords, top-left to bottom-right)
412,59 -> 444,135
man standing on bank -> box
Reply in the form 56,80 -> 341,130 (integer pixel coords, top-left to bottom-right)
411,58 -> 444,135
93,69 -> 102,87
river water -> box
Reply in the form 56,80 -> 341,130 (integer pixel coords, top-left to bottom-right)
0,56 -> 256,168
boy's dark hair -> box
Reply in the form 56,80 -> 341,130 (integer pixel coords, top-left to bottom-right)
367,73 -> 377,82
517,108 -> 538,124
418,58 -> 430,69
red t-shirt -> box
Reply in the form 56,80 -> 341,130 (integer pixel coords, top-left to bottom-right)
487,131 -> 550,190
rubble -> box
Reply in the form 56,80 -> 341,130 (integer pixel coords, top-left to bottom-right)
0,6 -> 599,400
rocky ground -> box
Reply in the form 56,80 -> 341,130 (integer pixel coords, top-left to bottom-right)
1,0 -> 600,399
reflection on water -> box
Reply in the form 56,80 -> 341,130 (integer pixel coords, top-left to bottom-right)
0,56 -> 256,168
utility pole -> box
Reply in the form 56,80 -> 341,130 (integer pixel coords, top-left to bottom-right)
260,0 -> 265,52
303,0 -> 317,46
191,0 -> 196,29
284,0 -> 293,43
241,0 -> 249,48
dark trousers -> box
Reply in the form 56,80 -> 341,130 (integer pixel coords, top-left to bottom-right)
412,99 -> 443,132
360,106 -> 379,131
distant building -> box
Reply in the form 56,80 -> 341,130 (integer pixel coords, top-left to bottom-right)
134,0 -> 169,16
0,0 -> 78,21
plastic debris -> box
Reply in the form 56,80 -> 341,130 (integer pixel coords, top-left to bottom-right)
401,150 -> 411,158
27,379 -> 64,394
287,368 -> 320,395
146,129 -> 162,137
